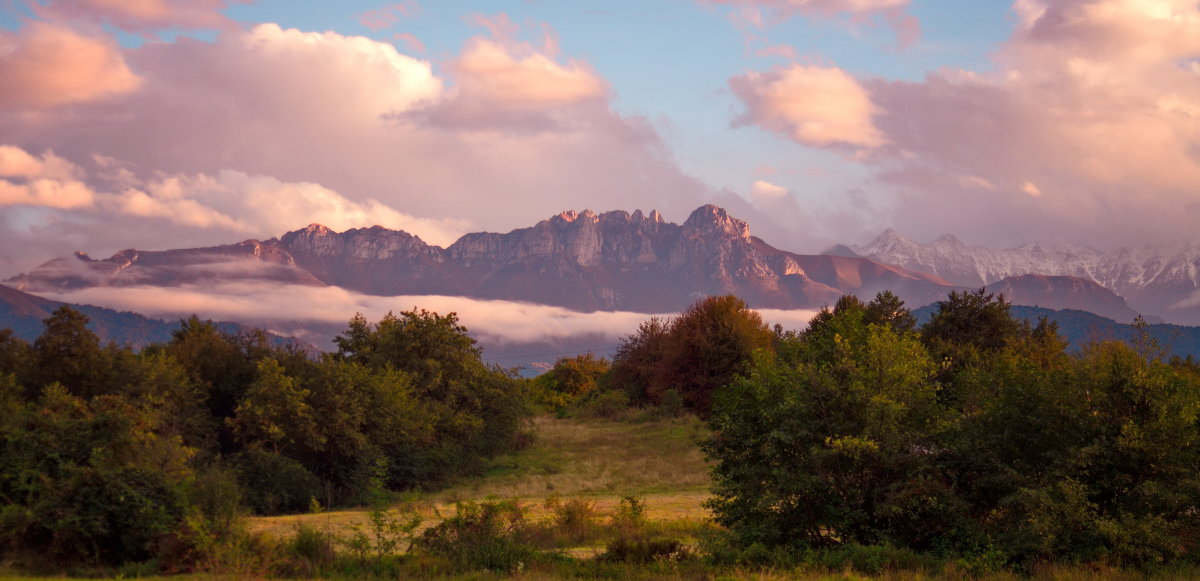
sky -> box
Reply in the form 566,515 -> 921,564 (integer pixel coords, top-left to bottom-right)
0,0 -> 1198,282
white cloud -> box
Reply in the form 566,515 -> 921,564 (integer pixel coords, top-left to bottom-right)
35,281 -> 822,347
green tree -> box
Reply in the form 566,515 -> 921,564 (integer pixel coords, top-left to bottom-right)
228,358 -> 320,455
29,306 -> 108,398
333,310 -> 527,484
704,317 -> 952,549
921,289 -> 1021,361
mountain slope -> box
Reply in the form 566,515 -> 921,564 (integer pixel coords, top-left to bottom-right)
8,205 -> 956,313
984,275 -> 1142,323
0,284 -> 305,350
854,231 -> 1200,324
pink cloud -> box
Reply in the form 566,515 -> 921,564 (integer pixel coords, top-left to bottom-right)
730,0 -> 1200,248
393,32 -> 426,53
0,22 -> 140,109
359,1 -> 419,32
704,0 -> 918,45
467,12 -> 521,46
755,43 -> 799,61
730,64 -> 885,148
0,21 -> 715,275
32,0 -> 243,33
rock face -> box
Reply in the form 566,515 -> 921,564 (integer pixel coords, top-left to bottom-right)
8,205 -> 957,313
853,230 -> 1200,324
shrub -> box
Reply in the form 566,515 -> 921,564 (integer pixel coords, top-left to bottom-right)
602,537 -> 686,563
542,496 -> 602,546
232,448 -> 322,515
413,500 -> 537,572
575,389 -> 631,419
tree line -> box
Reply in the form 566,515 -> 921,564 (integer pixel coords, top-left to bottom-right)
0,307 -> 527,567
540,291 -> 1199,567
2,289 -> 1197,571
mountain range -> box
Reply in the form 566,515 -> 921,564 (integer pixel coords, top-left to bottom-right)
8,205 -> 959,313
4,203 -> 1198,366
848,230 -> 1200,325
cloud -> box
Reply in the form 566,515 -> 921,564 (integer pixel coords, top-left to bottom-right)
704,0 -> 909,20
0,144 -> 471,274
0,179 -> 95,209
863,0 -> 1200,246
0,146 -> 79,180
0,22 -> 141,109
401,22 -> 609,132
750,179 -> 788,201
0,146 -> 93,209
34,282 -> 820,348
32,0 -> 242,33
703,0 -> 918,46
0,19 -> 714,276
359,2 -> 419,32
730,0 -> 1200,248
731,64 -> 885,148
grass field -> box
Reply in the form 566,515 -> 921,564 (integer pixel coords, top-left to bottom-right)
11,414 -> 1200,579
246,413 -> 714,540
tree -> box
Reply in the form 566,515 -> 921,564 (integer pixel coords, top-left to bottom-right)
228,358 -> 320,455
608,296 -> 774,416
30,306 -> 108,398
606,317 -> 670,405
921,288 -> 1021,358
705,317 -> 953,549
333,310 -> 528,484
531,353 -> 609,411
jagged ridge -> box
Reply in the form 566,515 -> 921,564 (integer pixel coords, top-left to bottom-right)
8,205 -> 956,313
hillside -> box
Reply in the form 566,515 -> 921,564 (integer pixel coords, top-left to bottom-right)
0,283 -> 306,350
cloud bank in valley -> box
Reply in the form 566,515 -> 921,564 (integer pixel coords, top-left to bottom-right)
34,282 -> 821,351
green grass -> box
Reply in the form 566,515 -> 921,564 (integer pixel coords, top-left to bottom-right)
247,414 -> 713,540
10,414 -> 1200,579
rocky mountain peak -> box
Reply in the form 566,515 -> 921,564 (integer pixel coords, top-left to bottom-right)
866,228 -> 915,249
302,223 -> 333,235
684,204 -> 750,240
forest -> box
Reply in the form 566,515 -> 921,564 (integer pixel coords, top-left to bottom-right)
0,291 -> 1197,578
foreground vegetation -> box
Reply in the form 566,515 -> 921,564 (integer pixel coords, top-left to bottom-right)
1,290 -> 1198,578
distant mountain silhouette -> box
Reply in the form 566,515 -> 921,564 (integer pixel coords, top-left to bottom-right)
913,302 -> 1200,359
854,228 -> 1200,324
0,284 -> 307,350
9,205 -> 956,313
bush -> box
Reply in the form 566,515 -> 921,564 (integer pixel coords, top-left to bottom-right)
32,466 -> 183,566
233,448 -> 323,515
602,537 -> 687,563
575,389 -> 631,419
413,500 -> 537,572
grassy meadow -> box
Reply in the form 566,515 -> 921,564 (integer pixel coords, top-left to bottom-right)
245,413 -> 714,547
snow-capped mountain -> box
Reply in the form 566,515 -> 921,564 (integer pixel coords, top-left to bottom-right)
851,230 -> 1200,325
